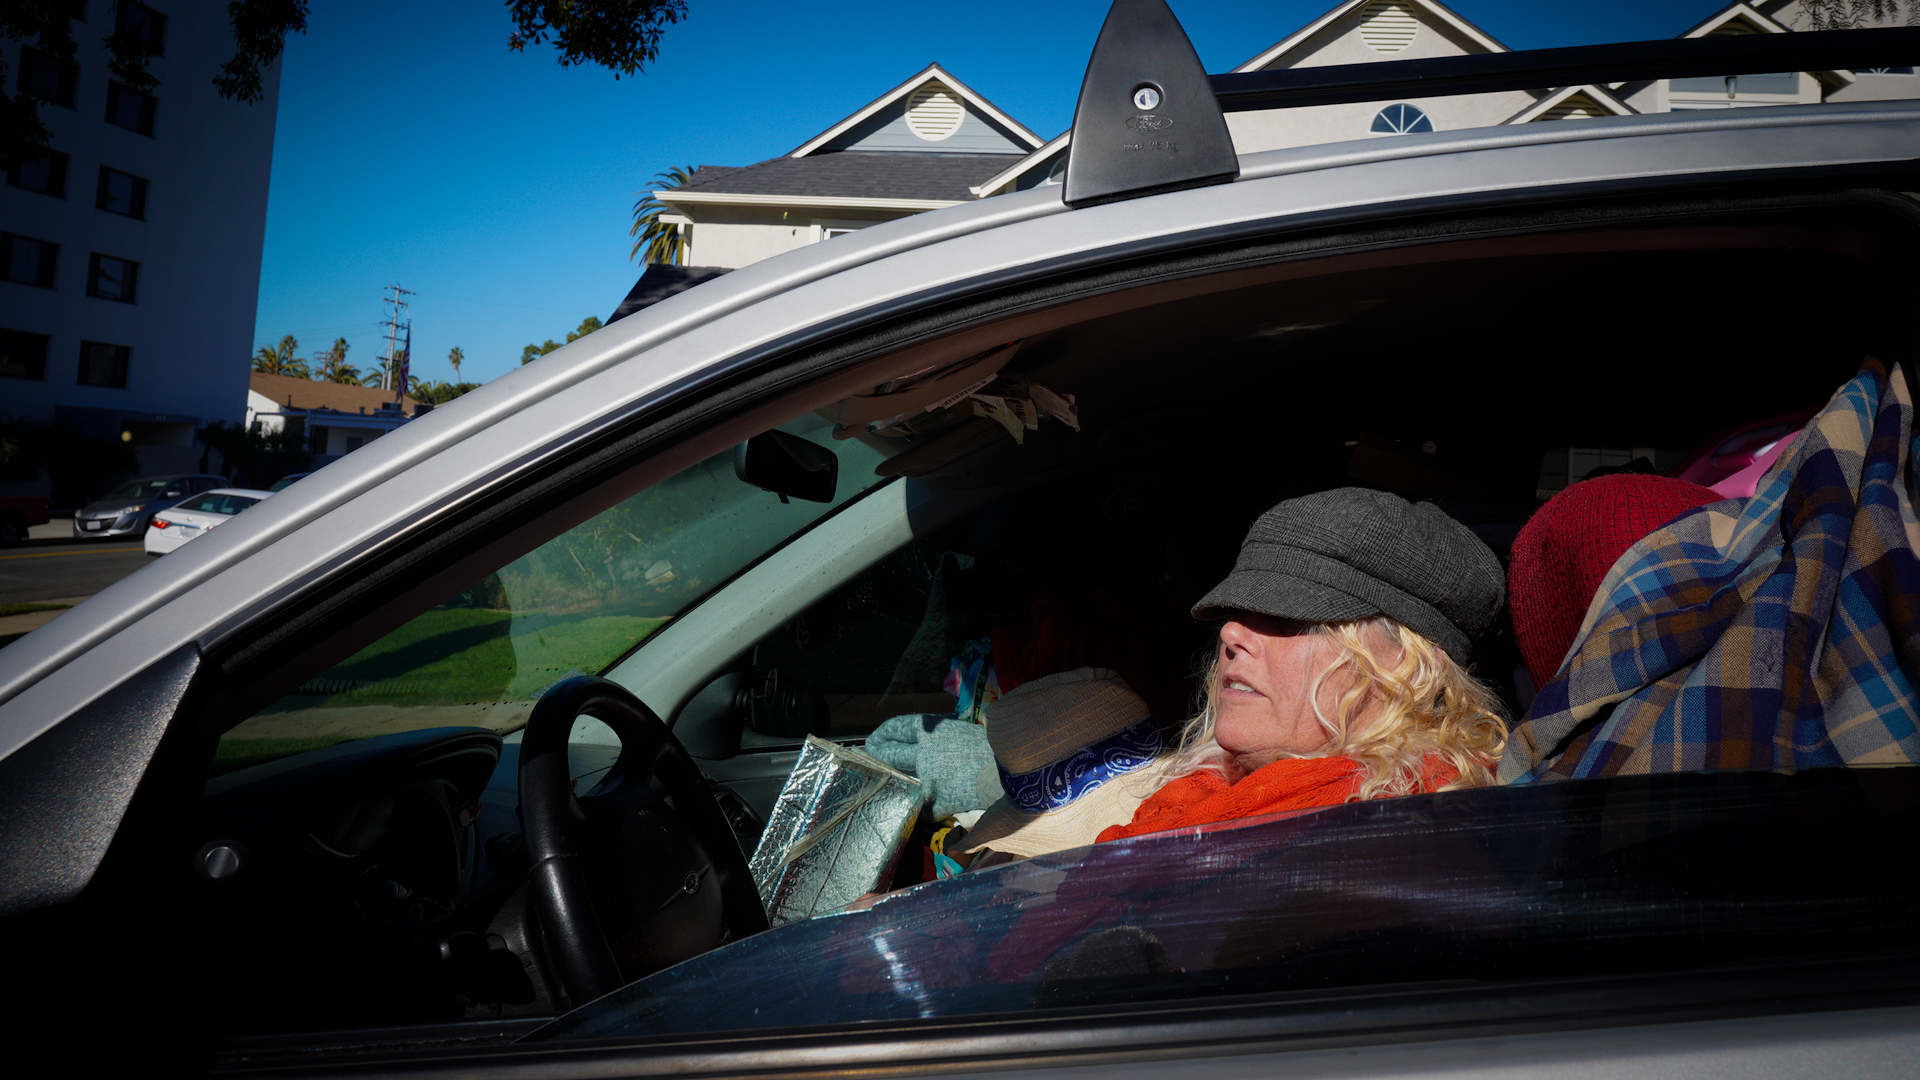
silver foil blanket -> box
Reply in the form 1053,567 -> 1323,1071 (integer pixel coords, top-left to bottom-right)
748,736 -> 926,926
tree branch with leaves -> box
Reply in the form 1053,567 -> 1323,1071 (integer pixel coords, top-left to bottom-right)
4,0 -> 689,171
506,0 -> 687,76
521,316 -> 603,364
253,334 -> 308,378
1796,0 -> 1919,28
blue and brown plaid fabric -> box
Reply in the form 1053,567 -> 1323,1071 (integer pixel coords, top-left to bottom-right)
1503,357 -> 1920,782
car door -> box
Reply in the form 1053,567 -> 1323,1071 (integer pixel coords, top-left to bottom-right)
4,69 -> 1920,1073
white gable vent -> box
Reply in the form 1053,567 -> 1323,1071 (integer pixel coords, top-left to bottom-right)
1360,1 -> 1419,54
906,83 -> 965,141
1539,94 -> 1607,121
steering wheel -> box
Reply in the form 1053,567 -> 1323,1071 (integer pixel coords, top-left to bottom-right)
519,675 -> 768,1007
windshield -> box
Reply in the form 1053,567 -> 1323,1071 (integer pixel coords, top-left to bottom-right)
534,767 -> 1920,1040
103,479 -> 172,500
179,493 -> 259,514
216,414 -> 895,772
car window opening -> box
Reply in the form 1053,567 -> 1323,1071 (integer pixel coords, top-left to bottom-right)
190,208 -> 1920,1046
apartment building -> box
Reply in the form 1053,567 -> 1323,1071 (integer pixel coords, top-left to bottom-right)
1,0 -> 278,501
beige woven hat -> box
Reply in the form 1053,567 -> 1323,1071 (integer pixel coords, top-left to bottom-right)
954,667 -> 1166,859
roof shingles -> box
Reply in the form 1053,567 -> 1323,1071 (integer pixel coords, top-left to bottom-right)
676,153 -> 1015,202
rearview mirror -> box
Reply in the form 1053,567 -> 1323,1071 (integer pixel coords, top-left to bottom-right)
734,430 -> 838,503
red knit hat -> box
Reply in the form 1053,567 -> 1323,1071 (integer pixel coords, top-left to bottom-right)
1509,474 -> 1722,691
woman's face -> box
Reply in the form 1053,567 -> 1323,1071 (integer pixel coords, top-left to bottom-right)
1214,612 -> 1361,773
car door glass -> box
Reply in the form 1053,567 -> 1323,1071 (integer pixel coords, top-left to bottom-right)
720,464 -> 1217,749
217,414 -> 895,773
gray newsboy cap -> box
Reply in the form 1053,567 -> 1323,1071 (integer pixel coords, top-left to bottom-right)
1193,487 -> 1504,662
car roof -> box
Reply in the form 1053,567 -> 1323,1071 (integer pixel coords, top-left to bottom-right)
4,98 -> 1920,750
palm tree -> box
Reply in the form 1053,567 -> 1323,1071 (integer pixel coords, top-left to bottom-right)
630,165 -> 695,264
315,337 -> 361,384
448,346 -> 464,383
252,335 -> 307,378
1800,0 -> 1918,27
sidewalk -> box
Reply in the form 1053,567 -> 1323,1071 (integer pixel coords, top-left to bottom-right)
0,595 -> 90,639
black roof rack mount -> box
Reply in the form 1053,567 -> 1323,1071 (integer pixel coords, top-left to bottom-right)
1063,0 -> 1239,209
1063,8 -> 1920,208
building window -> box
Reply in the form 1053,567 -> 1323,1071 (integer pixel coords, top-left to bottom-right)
17,46 -> 78,108
1,234 -> 59,288
0,329 -> 51,380
105,82 -> 157,135
96,166 -> 148,218
114,1 -> 167,55
1862,67 -> 1917,75
87,253 -> 139,302
7,150 -> 70,198
1370,103 -> 1432,134
78,341 -> 131,388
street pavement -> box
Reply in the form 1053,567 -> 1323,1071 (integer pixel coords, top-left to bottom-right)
0,539 -> 151,605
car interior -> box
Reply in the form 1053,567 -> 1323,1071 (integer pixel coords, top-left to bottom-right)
73,194 -> 1920,1052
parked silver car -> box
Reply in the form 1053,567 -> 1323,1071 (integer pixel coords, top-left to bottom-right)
69,473 -> 228,539
3,10 -> 1919,1076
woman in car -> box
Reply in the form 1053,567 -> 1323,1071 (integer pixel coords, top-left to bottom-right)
1098,487 -> 1509,842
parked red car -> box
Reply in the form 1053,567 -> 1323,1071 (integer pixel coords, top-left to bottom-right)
0,496 -> 48,547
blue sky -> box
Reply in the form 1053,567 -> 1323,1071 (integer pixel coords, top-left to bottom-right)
253,0 -> 1740,387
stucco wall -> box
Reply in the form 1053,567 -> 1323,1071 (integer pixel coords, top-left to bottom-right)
1227,89 -> 1537,153
683,205 -> 915,269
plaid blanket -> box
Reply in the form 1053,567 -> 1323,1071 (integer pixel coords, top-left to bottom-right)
1503,357 -> 1920,782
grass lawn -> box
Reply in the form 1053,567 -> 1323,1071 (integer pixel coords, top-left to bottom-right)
0,602 -> 71,618
213,735 -> 357,773
272,608 -> 670,710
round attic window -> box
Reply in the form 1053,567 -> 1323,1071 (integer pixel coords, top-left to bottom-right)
906,83 -> 965,141
1370,103 -> 1433,134
1359,0 -> 1418,53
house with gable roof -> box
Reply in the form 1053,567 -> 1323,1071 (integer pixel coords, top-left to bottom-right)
654,64 -> 1043,270
647,1 -> 1919,274
977,0 -> 1918,198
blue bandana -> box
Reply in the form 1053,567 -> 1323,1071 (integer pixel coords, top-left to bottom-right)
997,715 -> 1164,815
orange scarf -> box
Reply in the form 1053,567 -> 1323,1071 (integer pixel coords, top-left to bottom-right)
1096,754 -> 1458,843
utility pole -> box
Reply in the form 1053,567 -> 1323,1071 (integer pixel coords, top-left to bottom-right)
378,284 -> 414,392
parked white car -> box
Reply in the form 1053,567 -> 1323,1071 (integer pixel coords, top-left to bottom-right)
142,488 -> 274,556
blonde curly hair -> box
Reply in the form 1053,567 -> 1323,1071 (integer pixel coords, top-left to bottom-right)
1154,615 -> 1509,800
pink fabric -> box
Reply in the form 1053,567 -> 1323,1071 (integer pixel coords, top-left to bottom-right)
1671,408 -> 1816,489
1708,429 -> 1798,499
